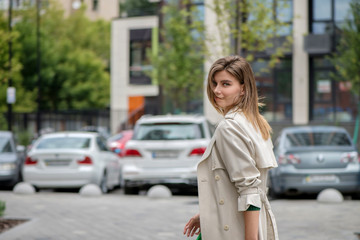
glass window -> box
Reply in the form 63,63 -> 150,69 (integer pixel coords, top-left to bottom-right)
284,131 -> 351,147
36,137 -> 91,149
335,0 -> 352,21
312,22 -> 333,34
254,58 -> 292,122
313,0 -> 332,20
92,0 -> 98,11
0,138 -> 12,153
135,123 -> 204,140
314,71 -> 332,102
129,29 -> 152,85
277,0 -> 293,22
310,56 -> 356,122
96,137 -> 108,151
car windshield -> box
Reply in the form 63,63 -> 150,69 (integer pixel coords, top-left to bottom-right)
36,137 -> 91,149
134,123 -> 204,140
107,133 -> 124,142
0,137 -> 12,153
284,131 -> 352,147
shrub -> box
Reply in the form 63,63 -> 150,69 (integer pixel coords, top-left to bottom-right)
0,201 -> 5,217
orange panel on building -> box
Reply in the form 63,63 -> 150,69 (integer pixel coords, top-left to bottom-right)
128,96 -> 145,126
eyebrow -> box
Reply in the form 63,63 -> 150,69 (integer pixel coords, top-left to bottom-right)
213,79 -> 232,83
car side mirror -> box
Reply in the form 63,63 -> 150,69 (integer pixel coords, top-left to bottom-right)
16,145 -> 26,153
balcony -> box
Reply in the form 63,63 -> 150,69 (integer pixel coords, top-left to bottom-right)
304,33 -> 332,54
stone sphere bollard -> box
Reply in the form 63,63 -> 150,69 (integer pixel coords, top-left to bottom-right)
317,188 -> 344,203
13,182 -> 36,195
147,185 -> 172,199
79,184 -> 102,197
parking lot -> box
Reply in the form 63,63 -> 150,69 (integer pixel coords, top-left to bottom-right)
0,188 -> 359,240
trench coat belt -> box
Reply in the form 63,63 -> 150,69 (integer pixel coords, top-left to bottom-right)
259,189 -> 279,240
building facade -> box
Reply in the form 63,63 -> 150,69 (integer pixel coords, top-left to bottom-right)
110,0 -> 357,137
0,0 -> 119,21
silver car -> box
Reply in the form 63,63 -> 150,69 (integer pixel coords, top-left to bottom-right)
122,115 -> 214,194
23,132 -> 121,193
0,131 -> 25,188
269,126 -> 360,197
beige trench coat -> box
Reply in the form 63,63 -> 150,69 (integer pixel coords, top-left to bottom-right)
197,110 -> 279,240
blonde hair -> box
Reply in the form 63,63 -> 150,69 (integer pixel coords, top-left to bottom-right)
207,55 -> 272,140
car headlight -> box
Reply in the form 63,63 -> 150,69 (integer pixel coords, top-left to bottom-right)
0,163 -> 16,171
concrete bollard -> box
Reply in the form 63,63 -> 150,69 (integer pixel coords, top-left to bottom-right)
79,184 -> 102,197
317,188 -> 344,203
13,182 -> 36,195
147,185 -> 172,199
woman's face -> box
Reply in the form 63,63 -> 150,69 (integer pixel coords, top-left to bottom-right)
211,70 -> 244,109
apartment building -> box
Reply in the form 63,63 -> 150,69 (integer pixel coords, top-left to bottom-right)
109,0 -> 356,134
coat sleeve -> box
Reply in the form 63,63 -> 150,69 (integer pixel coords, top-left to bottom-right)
215,119 -> 262,211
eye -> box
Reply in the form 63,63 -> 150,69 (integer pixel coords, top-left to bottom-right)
211,81 -> 217,87
223,82 -> 231,86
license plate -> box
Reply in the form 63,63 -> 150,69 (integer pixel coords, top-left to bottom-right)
152,151 -> 178,159
305,175 -> 339,183
45,159 -> 71,166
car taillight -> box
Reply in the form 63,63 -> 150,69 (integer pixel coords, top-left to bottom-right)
124,149 -> 142,157
189,147 -> 206,156
77,156 -> 93,165
340,152 -> 358,163
25,156 -> 37,165
278,154 -> 301,165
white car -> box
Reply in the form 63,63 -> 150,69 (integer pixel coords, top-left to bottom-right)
23,132 -> 121,193
122,115 -> 214,194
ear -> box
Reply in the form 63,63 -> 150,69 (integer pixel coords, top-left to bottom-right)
240,84 -> 245,96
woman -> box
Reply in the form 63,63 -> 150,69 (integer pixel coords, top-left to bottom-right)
183,56 -> 279,240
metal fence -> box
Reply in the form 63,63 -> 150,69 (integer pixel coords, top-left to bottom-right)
2,109 -> 110,138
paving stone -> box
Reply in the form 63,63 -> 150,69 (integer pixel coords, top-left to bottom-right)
0,189 -> 359,240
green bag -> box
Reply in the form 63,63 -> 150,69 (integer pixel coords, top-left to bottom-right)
196,233 -> 202,240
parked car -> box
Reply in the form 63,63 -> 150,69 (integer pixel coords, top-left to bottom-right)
121,114 -> 215,194
269,126 -> 360,197
107,130 -> 134,157
23,132 -> 121,193
0,131 -> 25,188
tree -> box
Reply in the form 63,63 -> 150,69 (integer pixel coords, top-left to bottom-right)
149,0 -> 206,113
208,0 -> 292,69
13,1 -> 110,111
120,0 -> 158,17
329,0 -> 360,143
0,11 -> 27,113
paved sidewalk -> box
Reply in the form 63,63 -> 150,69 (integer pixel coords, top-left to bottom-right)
0,190 -> 359,240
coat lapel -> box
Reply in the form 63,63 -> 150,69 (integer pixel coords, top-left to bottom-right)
198,136 -> 216,165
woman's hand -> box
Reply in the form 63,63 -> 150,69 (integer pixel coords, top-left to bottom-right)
183,213 -> 201,237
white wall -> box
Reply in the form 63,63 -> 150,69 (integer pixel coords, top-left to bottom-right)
110,16 -> 159,134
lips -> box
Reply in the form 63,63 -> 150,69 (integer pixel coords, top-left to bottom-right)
215,96 -> 223,101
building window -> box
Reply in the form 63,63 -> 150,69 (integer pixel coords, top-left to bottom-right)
310,58 -> 356,122
275,0 -> 293,36
129,28 -> 152,85
253,58 -> 292,122
310,0 -> 352,34
309,0 -> 356,122
92,0 -> 98,11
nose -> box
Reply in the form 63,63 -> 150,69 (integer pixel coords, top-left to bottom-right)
214,85 -> 221,95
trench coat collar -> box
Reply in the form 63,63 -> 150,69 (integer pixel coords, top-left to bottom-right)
224,108 -> 241,119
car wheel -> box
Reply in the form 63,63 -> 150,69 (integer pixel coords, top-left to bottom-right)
100,172 -> 108,194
